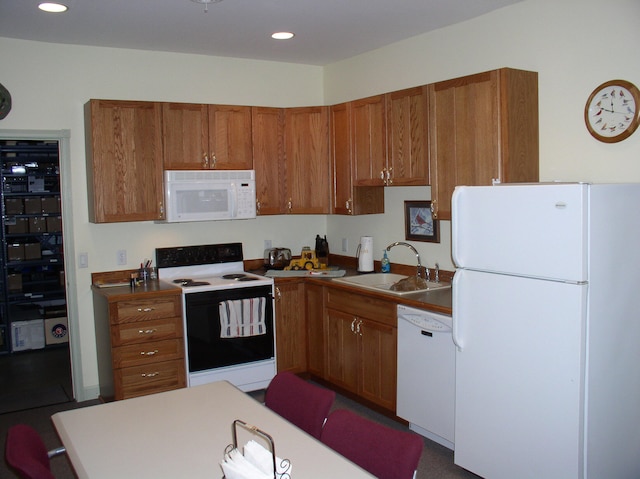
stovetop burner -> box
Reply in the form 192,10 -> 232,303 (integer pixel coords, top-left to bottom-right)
221,273 -> 259,282
222,273 -> 247,280
173,278 -> 211,287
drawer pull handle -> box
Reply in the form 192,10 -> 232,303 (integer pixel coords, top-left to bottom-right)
138,328 -> 157,335
141,349 -> 159,356
141,372 -> 160,378
137,307 -> 155,312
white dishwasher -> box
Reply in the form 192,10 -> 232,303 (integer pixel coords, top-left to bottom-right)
396,304 -> 455,449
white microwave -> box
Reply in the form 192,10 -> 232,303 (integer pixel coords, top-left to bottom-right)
163,170 -> 256,223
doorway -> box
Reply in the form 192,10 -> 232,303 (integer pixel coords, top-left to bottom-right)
0,132 -> 77,412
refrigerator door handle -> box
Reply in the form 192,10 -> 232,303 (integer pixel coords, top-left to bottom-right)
452,271 -> 463,351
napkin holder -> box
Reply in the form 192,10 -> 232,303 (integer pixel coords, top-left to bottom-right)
223,419 -> 291,479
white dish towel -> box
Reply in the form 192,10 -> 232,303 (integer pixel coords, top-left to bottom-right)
219,298 -> 267,338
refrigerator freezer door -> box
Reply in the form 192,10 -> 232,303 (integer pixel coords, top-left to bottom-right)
452,183 -> 588,282
453,268 -> 587,479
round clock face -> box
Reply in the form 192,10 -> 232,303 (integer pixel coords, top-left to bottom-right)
585,80 -> 640,143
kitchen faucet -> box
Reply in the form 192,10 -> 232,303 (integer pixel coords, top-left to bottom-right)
386,241 -> 424,279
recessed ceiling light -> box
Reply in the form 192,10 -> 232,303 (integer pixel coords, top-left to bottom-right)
38,3 -> 68,13
271,32 -> 295,40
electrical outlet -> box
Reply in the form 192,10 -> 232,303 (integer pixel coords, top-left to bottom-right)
342,238 -> 348,252
117,249 -> 127,265
78,252 -> 88,268
264,240 -> 272,250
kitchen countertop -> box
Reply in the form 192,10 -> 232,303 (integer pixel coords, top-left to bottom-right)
250,265 -> 452,316
92,263 -> 453,315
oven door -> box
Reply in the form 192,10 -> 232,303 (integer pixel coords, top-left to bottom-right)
183,285 -> 274,373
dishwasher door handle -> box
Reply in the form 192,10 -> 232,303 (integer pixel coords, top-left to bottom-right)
421,330 -> 433,337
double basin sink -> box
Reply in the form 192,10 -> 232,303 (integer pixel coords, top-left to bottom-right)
332,273 -> 450,297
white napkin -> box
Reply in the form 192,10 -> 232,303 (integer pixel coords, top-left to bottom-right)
220,440 -> 292,479
221,447 -> 271,479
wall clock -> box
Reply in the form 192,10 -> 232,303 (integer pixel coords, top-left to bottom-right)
584,79 -> 640,143
0,82 -> 11,120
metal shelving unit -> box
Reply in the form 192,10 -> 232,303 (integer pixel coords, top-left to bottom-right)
0,140 -> 66,353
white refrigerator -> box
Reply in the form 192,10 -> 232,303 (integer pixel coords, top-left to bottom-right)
451,183 -> 640,479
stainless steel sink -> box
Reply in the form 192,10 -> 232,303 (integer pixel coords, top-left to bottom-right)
332,273 -> 450,296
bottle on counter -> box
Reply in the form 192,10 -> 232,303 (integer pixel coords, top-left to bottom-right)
381,250 -> 390,273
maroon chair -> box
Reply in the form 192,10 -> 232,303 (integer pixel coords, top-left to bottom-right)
320,409 -> 423,479
5,424 -> 65,479
264,371 -> 336,439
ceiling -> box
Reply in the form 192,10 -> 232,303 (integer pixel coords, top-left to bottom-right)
0,0 -> 523,66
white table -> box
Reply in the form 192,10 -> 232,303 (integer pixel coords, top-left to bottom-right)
52,381 -> 374,478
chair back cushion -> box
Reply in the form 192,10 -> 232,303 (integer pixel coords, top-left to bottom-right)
265,372 -> 335,439
321,409 -> 423,479
5,424 -> 55,479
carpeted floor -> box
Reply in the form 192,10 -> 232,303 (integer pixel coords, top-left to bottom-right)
1,382 -> 479,479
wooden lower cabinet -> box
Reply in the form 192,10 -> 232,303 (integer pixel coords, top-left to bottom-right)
93,288 -> 186,401
305,283 -> 325,377
274,280 -> 307,373
325,288 -> 397,411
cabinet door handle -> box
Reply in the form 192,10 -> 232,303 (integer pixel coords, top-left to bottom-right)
345,199 -> 352,214
211,153 -> 217,169
137,307 -> 155,312
386,167 -> 393,185
380,168 -> 386,181
431,199 -> 438,219
356,319 -> 363,336
256,200 -> 261,214
138,328 -> 157,335
350,318 -> 357,333
202,153 -> 209,168
275,286 -> 282,301
287,198 -> 292,213
141,372 -> 160,378
141,349 -> 159,356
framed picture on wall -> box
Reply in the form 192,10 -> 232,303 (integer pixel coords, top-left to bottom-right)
404,200 -> 439,243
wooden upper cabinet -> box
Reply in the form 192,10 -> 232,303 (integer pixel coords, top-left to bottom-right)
86,99 -> 165,223
161,103 -> 208,170
429,68 -> 539,220
284,106 -> 331,214
352,95 -> 387,186
331,102 -> 353,215
385,86 -> 429,186
252,106 -> 286,215
209,104 -> 253,170
331,102 -> 384,215
162,103 -> 252,170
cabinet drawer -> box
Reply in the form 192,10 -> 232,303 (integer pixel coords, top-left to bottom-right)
111,317 -> 183,347
326,288 -> 396,326
115,359 -> 186,400
113,297 -> 181,324
112,339 -> 184,369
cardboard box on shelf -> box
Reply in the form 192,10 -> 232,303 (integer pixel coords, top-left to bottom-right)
24,197 -> 42,214
5,198 -> 24,215
11,319 -> 45,352
46,216 -> 62,233
29,216 -> 47,233
6,217 -> 29,234
7,244 -> 24,261
41,197 -> 61,214
28,176 -> 45,192
24,243 -> 41,260
44,317 -> 68,345
7,273 -> 22,292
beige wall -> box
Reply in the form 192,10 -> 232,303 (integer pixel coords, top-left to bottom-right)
1,0 -> 639,399
324,0 -> 640,271
0,39 -> 326,399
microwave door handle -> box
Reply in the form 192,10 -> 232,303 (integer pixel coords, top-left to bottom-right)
229,184 -> 237,218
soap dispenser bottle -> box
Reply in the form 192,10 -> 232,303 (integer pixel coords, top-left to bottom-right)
381,250 -> 390,273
